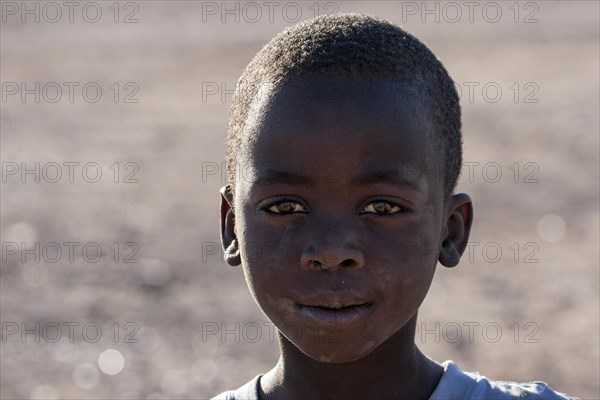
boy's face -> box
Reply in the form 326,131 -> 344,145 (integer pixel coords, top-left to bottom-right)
221,76 -> 471,363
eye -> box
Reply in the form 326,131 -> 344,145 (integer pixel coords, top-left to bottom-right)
361,200 -> 407,215
263,200 -> 308,214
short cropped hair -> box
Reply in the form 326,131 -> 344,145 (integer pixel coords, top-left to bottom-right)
226,13 -> 462,196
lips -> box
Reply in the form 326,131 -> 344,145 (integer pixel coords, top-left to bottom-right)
294,291 -> 372,308
294,293 -> 374,327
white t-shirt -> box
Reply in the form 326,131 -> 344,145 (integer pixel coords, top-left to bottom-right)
211,360 -> 577,400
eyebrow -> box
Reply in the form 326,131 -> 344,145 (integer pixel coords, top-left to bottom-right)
253,169 -> 313,186
253,168 -> 426,192
351,169 -> 426,193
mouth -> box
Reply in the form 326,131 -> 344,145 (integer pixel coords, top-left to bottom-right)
295,302 -> 373,327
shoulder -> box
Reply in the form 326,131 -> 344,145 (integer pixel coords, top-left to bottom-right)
210,374 -> 262,400
429,361 -> 578,400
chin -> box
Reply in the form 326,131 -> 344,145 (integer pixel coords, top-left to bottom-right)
293,336 -> 382,364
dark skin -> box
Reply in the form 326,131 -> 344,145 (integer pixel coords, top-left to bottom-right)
220,76 -> 473,399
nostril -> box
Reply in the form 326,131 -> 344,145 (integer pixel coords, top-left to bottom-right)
310,260 -> 327,271
308,259 -> 355,270
301,246 -> 365,271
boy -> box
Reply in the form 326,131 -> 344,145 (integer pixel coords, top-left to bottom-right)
213,13 -> 574,400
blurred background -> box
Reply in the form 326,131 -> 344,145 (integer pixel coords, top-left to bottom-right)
1,1 -> 598,399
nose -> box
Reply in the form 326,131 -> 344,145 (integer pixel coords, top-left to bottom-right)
300,229 -> 365,272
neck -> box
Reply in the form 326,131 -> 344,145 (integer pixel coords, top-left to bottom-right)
259,315 -> 443,400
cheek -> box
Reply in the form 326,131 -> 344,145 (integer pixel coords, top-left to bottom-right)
369,213 -> 441,270
240,210 -> 303,264
370,214 -> 440,309
238,220 -> 308,334
237,211 -> 304,295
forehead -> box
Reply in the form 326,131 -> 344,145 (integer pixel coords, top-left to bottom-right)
252,75 -> 431,131
238,76 -> 441,192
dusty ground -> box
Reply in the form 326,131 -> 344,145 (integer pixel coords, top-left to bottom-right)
1,1 -> 598,399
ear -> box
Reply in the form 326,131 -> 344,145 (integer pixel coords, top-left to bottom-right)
439,193 -> 473,268
220,185 -> 241,266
